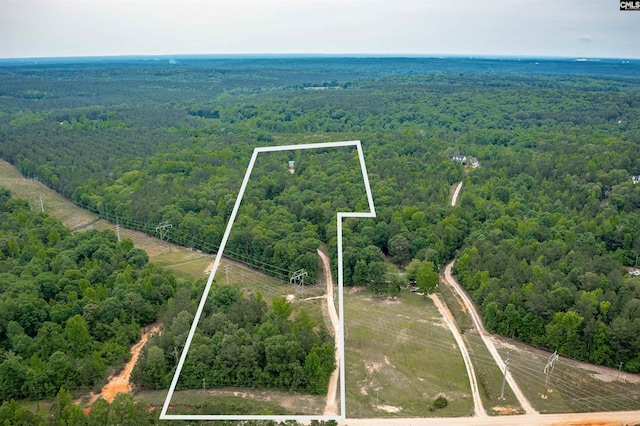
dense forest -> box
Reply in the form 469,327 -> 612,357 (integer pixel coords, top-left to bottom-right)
0,187 -> 334,422
2,56 -> 640,376
132,283 -> 334,396
0,188 -> 176,401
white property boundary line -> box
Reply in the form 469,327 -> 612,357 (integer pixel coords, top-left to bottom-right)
160,140 -> 376,421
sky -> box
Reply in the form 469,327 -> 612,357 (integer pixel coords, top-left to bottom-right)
1,0 -> 639,60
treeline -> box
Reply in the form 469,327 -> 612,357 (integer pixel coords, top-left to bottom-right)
133,284 -> 334,395
0,188 -> 177,401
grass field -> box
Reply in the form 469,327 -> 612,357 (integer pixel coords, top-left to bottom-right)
493,337 -> 640,414
344,289 -> 474,418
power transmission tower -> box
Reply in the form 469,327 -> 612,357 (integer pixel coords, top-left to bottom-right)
542,351 -> 559,399
116,222 -> 121,242
500,351 -> 509,400
155,222 -> 173,245
617,362 -> 624,380
39,194 -> 44,212
290,269 -> 308,294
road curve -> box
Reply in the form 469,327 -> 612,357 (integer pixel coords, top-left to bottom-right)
318,249 -> 340,416
443,261 -> 537,415
429,294 -> 486,418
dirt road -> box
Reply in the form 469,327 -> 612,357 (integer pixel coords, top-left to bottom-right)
90,324 -> 161,403
340,410 -> 640,425
429,293 -> 486,418
451,181 -> 463,207
318,249 -> 340,416
443,262 -> 537,415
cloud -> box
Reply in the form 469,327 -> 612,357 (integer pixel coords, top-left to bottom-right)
578,34 -> 593,43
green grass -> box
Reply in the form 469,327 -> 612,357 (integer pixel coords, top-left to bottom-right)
497,337 -> 640,414
137,388 -> 326,416
344,289 -> 474,418
438,280 -> 523,415
438,276 -> 472,334
437,265 -> 640,415
0,160 -> 98,230
464,333 -> 522,415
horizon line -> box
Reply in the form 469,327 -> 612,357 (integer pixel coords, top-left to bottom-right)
1,52 -> 639,63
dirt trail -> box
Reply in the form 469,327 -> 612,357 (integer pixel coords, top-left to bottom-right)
451,181 -> 463,207
90,324 -> 161,403
443,261 -> 537,415
429,293 -> 486,418
318,249 -> 340,416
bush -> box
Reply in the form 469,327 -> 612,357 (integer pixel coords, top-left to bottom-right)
433,395 -> 448,410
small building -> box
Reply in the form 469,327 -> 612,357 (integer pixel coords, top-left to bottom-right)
470,157 -> 479,168
632,175 -> 640,184
451,155 -> 467,165
288,160 -> 295,174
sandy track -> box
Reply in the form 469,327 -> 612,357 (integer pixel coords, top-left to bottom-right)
429,293 -> 486,417
443,262 -> 537,415
318,249 -> 340,416
451,181 -> 463,207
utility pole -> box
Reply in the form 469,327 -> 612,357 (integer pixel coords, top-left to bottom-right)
116,222 -> 121,242
617,362 -> 624,380
32,385 -> 39,411
202,377 -> 206,393
500,351 -> 510,400
290,269 -> 308,293
39,194 -> 44,213
155,222 -> 173,245
542,351 -> 559,399
225,263 -> 230,285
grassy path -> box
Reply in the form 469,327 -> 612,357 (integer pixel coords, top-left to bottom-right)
429,293 -> 486,417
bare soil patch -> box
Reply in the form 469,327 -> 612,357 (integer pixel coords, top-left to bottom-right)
377,404 -> 402,413
492,406 -> 521,415
91,324 -> 161,403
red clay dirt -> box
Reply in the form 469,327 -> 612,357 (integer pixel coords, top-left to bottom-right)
90,323 -> 161,403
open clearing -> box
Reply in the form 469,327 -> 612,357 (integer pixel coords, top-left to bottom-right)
344,289 -> 474,418
138,388 -> 326,415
